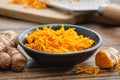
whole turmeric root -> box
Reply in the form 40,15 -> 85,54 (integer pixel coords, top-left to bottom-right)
95,47 -> 120,73
7,47 -> 27,72
0,30 -> 27,72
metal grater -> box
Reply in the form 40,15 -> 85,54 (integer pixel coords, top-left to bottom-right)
40,0 -> 110,11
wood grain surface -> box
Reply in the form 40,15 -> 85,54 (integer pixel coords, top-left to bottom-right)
0,0 -> 119,24
0,16 -> 120,80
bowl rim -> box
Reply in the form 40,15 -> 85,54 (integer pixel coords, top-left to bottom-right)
18,24 -> 103,55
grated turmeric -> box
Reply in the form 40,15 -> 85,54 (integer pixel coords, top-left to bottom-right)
76,66 -> 100,76
95,47 -> 120,73
10,0 -> 47,9
25,25 -> 95,53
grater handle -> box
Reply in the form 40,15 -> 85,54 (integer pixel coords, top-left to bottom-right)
98,4 -> 120,22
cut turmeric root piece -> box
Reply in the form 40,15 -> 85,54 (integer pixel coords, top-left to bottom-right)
96,50 -> 114,68
95,47 -> 120,73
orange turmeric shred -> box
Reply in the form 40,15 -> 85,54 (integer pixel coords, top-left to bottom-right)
76,66 -> 100,76
10,0 -> 29,4
10,0 -> 47,9
25,25 -> 95,53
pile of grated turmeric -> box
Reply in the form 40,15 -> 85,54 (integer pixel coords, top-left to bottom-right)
25,25 -> 95,53
10,0 -> 48,9
96,47 -> 120,73
10,0 -> 81,9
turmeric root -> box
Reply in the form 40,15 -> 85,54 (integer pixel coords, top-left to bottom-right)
0,52 -> 11,70
7,47 -> 27,72
0,30 -> 27,72
95,47 -> 120,73
0,30 -> 18,47
0,42 -> 11,70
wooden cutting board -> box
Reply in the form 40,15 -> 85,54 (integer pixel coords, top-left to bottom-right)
0,0 -> 118,24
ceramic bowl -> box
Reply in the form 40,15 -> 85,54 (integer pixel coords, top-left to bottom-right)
18,24 -> 103,66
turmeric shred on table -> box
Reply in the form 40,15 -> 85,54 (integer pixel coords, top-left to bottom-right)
10,0 -> 47,9
76,66 -> 100,76
25,25 -> 95,53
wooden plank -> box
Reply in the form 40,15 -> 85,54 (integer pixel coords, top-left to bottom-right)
0,0 -> 77,24
0,16 -> 120,80
0,0 -> 119,24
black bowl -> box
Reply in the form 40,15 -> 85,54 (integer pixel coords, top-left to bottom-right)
18,24 -> 103,66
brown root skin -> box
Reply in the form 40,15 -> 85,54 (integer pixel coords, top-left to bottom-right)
0,30 -> 18,48
0,42 -> 7,52
116,65 -> 120,74
0,52 -> 11,70
3,31 -> 18,47
7,47 -> 27,72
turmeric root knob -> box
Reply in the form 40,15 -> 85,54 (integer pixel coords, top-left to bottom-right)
7,47 -> 27,72
0,52 -> 11,70
0,30 -> 18,47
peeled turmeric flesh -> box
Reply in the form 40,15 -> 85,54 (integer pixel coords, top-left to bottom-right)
96,50 -> 114,68
95,47 -> 120,73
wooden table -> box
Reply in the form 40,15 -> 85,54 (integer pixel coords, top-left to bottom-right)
0,16 -> 120,80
